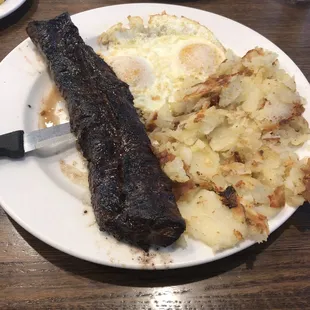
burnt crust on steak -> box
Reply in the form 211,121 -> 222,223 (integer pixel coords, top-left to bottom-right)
27,12 -> 186,250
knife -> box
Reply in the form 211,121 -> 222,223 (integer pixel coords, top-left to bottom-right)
0,123 -> 75,159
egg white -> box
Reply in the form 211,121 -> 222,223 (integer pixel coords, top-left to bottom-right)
99,13 -> 226,112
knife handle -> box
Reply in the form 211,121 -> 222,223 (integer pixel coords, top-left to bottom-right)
0,130 -> 25,159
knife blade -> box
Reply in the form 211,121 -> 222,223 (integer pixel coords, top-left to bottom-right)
0,123 -> 75,159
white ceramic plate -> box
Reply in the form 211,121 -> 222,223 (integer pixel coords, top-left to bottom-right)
0,0 -> 26,19
0,3 -> 309,269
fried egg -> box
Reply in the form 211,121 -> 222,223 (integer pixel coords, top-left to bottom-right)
99,13 -> 226,112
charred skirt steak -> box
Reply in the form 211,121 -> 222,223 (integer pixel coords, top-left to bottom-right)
27,13 -> 185,250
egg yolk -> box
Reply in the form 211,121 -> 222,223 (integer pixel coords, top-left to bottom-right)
108,56 -> 154,88
179,43 -> 222,74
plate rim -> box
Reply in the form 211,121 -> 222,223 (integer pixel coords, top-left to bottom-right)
0,0 -> 27,20
0,2 -> 308,269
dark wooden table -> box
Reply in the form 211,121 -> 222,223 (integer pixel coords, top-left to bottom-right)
1,1 -> 310,309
